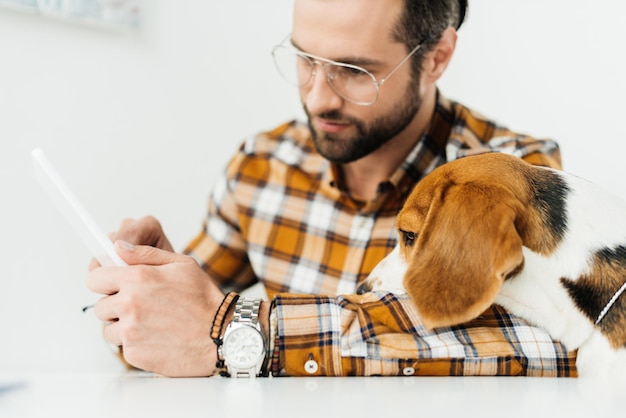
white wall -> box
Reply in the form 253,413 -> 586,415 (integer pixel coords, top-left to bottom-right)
1,1 -> 625,374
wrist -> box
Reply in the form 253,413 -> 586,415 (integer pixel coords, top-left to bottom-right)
258,300 -> 271,343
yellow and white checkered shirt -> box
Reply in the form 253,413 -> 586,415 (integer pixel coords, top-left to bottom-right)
185,91 -> 576,376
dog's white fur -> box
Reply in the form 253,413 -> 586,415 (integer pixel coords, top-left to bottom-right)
359,152 -> 626,377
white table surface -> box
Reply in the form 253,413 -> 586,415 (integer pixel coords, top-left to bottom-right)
1,372 -> 624,418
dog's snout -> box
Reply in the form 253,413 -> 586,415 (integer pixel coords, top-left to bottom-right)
356,282 -> 371,295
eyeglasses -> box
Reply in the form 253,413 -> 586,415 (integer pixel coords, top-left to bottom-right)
271,35 -> 424,106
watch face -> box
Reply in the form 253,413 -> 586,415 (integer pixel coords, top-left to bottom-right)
223,325 -> 265,368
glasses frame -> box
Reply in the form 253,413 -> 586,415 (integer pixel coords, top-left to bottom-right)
272,35 -> 424,106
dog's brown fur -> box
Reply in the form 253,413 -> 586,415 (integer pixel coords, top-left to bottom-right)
397,153 -> 567,329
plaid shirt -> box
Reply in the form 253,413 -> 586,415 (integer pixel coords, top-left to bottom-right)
185,92 -> 577,376
271,293 -> 576,377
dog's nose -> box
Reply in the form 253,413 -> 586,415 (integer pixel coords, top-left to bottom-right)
356,282 -> 371,295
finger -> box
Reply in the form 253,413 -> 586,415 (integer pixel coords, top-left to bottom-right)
114,218 -> 142,244
115,216 -> 174,251
88,257 -> 101,272
86,265 -> 124,295
93,294 -> 122,323
114,240 -> 185,266
103,320 -> 122,347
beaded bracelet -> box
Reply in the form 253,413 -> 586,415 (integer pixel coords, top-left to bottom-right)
210,291 -> 240,371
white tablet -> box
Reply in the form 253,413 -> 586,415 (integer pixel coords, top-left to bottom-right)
31,147 -> 127,267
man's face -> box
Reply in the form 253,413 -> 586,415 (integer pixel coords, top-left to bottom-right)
292,0 -> 422,164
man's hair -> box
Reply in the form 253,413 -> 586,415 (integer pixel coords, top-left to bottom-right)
393,0 -> 468,76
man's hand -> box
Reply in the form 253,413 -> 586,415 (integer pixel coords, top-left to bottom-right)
87,240 -> 224,377
89,216 -> 174,271
113,216 -> 175,251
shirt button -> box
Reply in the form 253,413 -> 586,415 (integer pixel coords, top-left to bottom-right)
304,359 -> 319,374
402,367 -> 415,376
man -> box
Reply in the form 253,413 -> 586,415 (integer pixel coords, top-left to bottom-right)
87,0 -> 576,378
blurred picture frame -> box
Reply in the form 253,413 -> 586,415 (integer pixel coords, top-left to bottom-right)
0,0 -> 140,29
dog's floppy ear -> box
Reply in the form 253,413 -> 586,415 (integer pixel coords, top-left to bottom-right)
403,182 -> 525,329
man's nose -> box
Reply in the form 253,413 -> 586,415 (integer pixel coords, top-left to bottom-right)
301,66 -> 343,114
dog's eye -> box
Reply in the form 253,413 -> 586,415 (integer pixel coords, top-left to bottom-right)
400,230 -> 416,247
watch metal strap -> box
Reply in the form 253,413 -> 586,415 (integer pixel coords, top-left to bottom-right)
228,296 -> 265,378
234,296 -> 261,327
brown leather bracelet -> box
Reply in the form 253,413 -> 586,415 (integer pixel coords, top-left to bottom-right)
210,292 -> 240,371
211,292 -> 240,341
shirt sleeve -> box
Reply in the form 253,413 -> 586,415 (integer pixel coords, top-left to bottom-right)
183,153 -> 258,292
269,292 -> 578,377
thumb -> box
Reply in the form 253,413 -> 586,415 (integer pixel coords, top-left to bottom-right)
114,240 -> 181,266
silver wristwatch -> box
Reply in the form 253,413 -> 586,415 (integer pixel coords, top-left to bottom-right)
219,297 -> 267,378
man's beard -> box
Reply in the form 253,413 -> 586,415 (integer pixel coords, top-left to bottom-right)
304,77 -> 422,164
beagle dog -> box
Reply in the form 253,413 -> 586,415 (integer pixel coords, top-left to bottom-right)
357,152 -> 626,377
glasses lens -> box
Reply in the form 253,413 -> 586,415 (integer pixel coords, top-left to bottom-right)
272,46 -> 313,87
271,44 -> 379,105
324,63 -> 378,105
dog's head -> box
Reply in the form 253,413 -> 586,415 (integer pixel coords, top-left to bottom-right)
360,152 -> 564,329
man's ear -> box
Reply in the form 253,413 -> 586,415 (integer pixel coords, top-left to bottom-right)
423,27 -> 457,83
